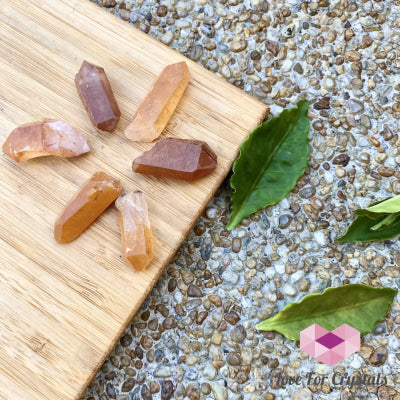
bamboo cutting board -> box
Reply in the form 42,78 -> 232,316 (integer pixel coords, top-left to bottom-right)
0,1 -> 268,399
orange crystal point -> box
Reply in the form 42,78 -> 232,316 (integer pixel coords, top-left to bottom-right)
2,119 -> 90,162
115,191 -> 154,272
124,61 -> 190,142
132,137 -> 217,181
75,60 -> 121,132
54,172 -> 123,243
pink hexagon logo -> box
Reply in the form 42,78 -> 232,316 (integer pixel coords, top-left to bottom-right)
300,324 -> 360,366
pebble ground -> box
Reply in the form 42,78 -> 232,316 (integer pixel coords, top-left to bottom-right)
85,0 -> 400,399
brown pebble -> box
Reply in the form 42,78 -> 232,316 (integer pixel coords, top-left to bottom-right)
194,224 -> 206,236
382,125 -> 393,141
141,310 -> 150,321
313,96 -> 330,110
102,0 -> 116,6
262,331 -> 275,340
392,180 -> 400,195
140,335 -> 153,350
299,187 -> 316,199
187,384 -> 200,400
139,23 -> 150,33
155,304 -> 169,317
332,154 -> 350,166
344,28 -> 355,41
148,318 -> 158,331
250,50 -> 261,60
187,284 -> 203,297
161,380 -> 174,400
120,333 -> 133,347
362,35 -> 373,47
157,4 -> 168,17
196,311 -> 208,324
231,324 -> 247,343
345,50 -> 361,62
303,204 -> 319,221
232,237 -> 241,252
268,358 -> 279,369
168,278 -> 177,292
226,351 -> 241,365
336,56 -> 344,65
265,40 -> 279,56
217,320 -> 228,331
119,9 -> 131,20
150,381 -> 160,394
378,166 -> 394,177
237,371 -> 250,384
369,135 -> 380,147
141,384 -> 152,400
313,120 -> 324,131
377,386 -> 396,400
163,315 -> 177,329
208,294 -> 222,307
225,311 -> 240,325
358,344 -> 374,359
121,378 -> 135,392
201,383 -> 211,395
264,393 -> 276,400
369,346 -> 388,367
290,203 -> 301,214
203,270 -> 212,280
281,6 -> 291,16
134,345 -> 144,359
212,360 -> 225,369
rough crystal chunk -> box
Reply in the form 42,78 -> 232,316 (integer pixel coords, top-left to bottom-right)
54,172 -> 123,243
124,61 -> 190,142
132,137 -> 217,181
115,191 -> 154,271
2,119 -> 90,162
75,60 -> 121,132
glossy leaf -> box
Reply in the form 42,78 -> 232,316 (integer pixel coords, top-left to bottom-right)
337,213 -> 400,242
227,100 -> 310,230
366,195 -> 400,213
338,196 -> 400,242
371,213 -> 399,231
256,284 -> 397,341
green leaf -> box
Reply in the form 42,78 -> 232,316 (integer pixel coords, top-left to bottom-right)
227,100 -> 310,230
371,213 -> 399,231
366,195 -> 400,213
337,213 -> 400,242
337,196 -> 400,242
256,284 -> 397,341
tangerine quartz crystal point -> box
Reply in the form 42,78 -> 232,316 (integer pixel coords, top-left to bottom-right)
132,137 -> 218,181
124,61 -> 190,142
115,191 -> 154,272
75,60 -> 121,132
2,119 -> 90,162
54,172 -> 123,243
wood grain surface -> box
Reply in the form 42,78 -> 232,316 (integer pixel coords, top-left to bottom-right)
0,1 -> 269,399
